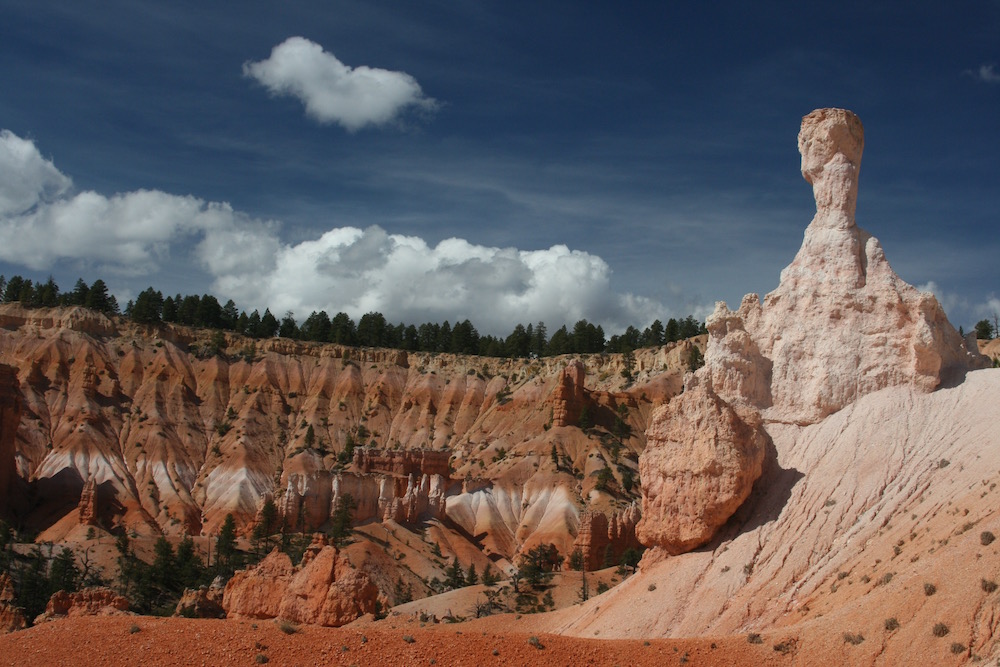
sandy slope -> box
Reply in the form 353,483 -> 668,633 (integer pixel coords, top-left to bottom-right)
531,368 -> 1000,663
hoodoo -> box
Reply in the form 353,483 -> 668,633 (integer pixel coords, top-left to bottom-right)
636,108 -> 988,554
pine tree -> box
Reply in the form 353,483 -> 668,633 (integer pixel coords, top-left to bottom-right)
215,514 -> 238,573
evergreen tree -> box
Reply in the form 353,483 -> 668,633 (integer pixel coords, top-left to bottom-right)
49,547 -> 80,593
2,276 -> 24,303
466,562 -> 478,586
68,278 -> 89,306
161,295 -> 178,322
215,514 -> 238,573
85,279 -> 112,314
252,499 -> 278,556
327,494 -> 356,545
131,287 -> 164,324
445,556 -> 465,589
279,312 -> 299,339
259,309 -> 279,338
36,276 -> 59,307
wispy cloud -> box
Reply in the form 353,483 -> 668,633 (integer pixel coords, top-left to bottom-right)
0,130 -> 662,334
967,63 -> 1000,84
243,37 -> 438,131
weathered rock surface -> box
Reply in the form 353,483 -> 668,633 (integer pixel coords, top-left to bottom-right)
636,108 -> 987,554
173,585 -> 225,619
35,587 -> 131,623
0,573 -> 26,634
571,504 -> 642,571
744,108 -> 986,424
354,447 -> 450,478
223,538 -> 378,627
544,109 -> 1000,664
0,364 -> 21,512
636,377 -> 767,553
0,304 -> 682,549
551,361 -> 587,427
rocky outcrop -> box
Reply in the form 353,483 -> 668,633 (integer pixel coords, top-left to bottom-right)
636,376 -> 767,553
742,108 -> 986,424
0,365 -> 21,511
354,447 -> 451,478
551,361 -> 587,427
0,573 -> 26,634
174,585 -> 225,618
636,108 -> 986,554
223,537 -> 378,627
572,504 -> 642,570
35,587 -> 131,623
77,478 -> 98,526
278,468 -> 447,533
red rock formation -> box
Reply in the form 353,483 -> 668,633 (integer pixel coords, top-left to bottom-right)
0,364 -> 21,511
35,587 -> 131,623
173,585 -> 225,618
353,447 -> 451,478
223,540 -> 378,627
77,478 -> 98,526
637,376 -> 767,554
551,361 -> 587,427
0,573 -> 26,634
571,504 -> 642,571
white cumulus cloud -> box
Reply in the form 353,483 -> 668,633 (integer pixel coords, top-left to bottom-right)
243,37 -> 438,131
0,130 -> 663,335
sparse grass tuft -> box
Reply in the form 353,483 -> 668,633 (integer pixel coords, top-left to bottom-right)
277,619 -> 298,635
773,639 -> 795,654
403,635 -> 415,644
129,624 -> 141,635
528,636 -> 544,649
255,655 -> 269,664
932,623 -> 950,637
747,633 -> 763,644
884,617 -> 900,631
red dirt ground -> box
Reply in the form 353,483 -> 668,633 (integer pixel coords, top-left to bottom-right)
0,616 -> 793,667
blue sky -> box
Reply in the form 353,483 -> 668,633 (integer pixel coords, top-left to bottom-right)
0,0 -> 998,335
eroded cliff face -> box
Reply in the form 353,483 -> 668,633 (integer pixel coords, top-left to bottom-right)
636,108 -> 988,554
0,364 -> 21,513
0,304 -> 685,563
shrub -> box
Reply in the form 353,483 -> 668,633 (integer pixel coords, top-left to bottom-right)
747,633 -> 763,644
884,617 -> 899,631
950,642 -> 967,655
924,583 -> 937,596
932,623 -> 950,637
981,531 -> 996,546
528,636 -> 544,649
982,578 -> 998,593
129,624 -> 141,634
277,619 -> 298,635
255,655 -> 269,664
647,583 -> 657,592
402,635 -> 415,644
843,632 -> 864,645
